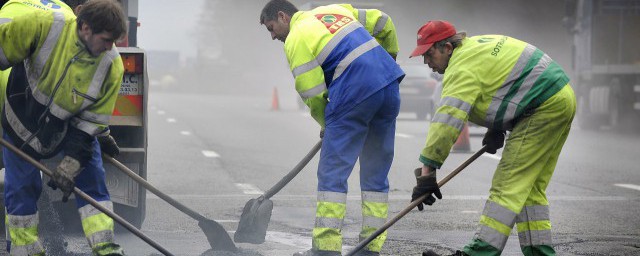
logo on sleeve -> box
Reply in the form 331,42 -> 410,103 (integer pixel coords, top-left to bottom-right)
315,14 -> 353,34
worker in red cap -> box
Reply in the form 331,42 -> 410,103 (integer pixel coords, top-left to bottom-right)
409,20 -> 576,256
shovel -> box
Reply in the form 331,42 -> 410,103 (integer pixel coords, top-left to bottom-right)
0,138 -> 175,256
345,146 -> 488,256
103,155 -> 237,251
234,139 -> 322,244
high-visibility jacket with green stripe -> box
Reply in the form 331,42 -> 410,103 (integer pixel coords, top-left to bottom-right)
285,4 -> 404,127
337,4 -> 399,58
420,35 -> 569,168
0,7 -> 124,160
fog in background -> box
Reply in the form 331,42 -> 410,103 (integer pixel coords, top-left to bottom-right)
138,0 -> 574,108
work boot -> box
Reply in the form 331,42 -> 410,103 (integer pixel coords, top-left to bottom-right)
293,249 -> 341,256
92,243 -> 125,256
423,249 -> 467,256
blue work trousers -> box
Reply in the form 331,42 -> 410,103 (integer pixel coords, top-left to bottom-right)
318,81 -> 400,193
3,133 -> 111,216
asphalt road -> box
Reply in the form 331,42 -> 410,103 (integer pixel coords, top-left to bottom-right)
3,91 -> 639,256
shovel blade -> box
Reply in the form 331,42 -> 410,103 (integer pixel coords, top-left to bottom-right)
198,218 -> 237,251
234,197 -> 273,244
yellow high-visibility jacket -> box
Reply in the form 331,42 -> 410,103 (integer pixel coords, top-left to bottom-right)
338,4 -> 399,58
0,5 -> 124,159
420,35 -> 569,168
285,4 -> 404,127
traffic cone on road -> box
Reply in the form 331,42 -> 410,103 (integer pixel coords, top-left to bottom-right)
451,123 -> 472,153
271,87 -> 280,111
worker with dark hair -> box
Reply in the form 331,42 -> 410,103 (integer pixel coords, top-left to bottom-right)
260,0 -> 404,255
0,0 -> 127,254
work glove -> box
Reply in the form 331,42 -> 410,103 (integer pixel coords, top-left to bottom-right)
319,129 -> 325,139
98,134 -> 120,157
411,167 -> 442,211
482,129 -> 506,154
47,156 -> 82,203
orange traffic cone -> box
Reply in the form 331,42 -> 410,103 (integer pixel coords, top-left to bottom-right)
451,123 -> 472,153
271,87 -> 280,111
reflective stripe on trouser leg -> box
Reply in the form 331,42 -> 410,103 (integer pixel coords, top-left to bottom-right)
359,191 -> 388,252
79,201 -> 115,248
3,133 -> 45,255
6,213 -> 44,256
516,205 -> 555,256
313,191 -> 347,252
464,84 -> 575,256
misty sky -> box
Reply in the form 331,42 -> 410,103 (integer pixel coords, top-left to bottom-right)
138,0 -> 205,59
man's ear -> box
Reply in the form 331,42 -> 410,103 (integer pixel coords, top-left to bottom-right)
73,5 -> 83,15
278,11 -> 290,23
445,42 -> 454,55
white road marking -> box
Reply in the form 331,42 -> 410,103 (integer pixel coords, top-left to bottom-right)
157,110 -> 165,115
212,219 -> 238,223
461,210 -> 479,214
180,131 -> 191,136
301,113 -> 311,118
166,118 -> 176,123
482,153 -> 502,161
234,183 -> 264,195
395,133 -> 413,138
201,150 -> 220,158
264,231 -> 311,249
615,184 -> 640,191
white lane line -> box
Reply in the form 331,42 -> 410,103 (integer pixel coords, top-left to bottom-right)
461,210 -> 479,214
157,110 -> 165,115
166,118 -> 176,123
482,153 -> 501,161
213,220 -> 239,223
615,184 -> 640,191
180,131 -> 191,136
202,150 -> 220,158
301,113 -> 311,118
234,183 -> 264,195
395,133 -> 413,138
265,231 -> 311,249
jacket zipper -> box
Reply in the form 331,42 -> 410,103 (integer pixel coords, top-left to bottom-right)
22,50 -> 84,150
72,88 -> 97,104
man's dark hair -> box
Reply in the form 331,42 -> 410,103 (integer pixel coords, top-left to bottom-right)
260,0 -> 298,24
76,0 -> 127,40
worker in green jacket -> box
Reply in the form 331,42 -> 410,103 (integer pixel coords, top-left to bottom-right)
0,0 -> 126,255
410,20 -> 576,256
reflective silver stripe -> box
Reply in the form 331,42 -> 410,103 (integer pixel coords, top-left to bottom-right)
518,229 -> 552,247
502,53 -> 552,127
0,18 -> 11,24
71,117 -> 102,135
482,200 -> 517,228
87,230 -> 115,247
314,217 -> 343,229
475,225 -> 509,250
439,96 -> 472,113
4,100 -> 52,153
33,12 -> 66,83
333,38 -> 379,81
0,45 -> 9,69
82,48 -> 119,109
431,113 -> 464,132
79,111 -> 110,125
292,59 -> 320,78
358,9 -> 366,26
317,191 -> 347,204
316,22 -> 362,65
7,213 -> 38,229
299,82 -> 327,100
516,205 -> 550,223
361,191 -> 388,203
362,216 -> 386,228
373,12 -> 389,37
79,201 -> 113,220
48,103 -> 74,120
9,241 -> 44,256
485,44 -> 536,125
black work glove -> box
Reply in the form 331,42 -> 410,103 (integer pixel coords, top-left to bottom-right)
98,134 -> 120,157
411,168 -> 442,211
319,129 -> 325,139
47,156 -> 82,203
482,129 -> 506,154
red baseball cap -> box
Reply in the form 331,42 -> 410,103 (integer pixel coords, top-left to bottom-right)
409,20 -> 457,58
